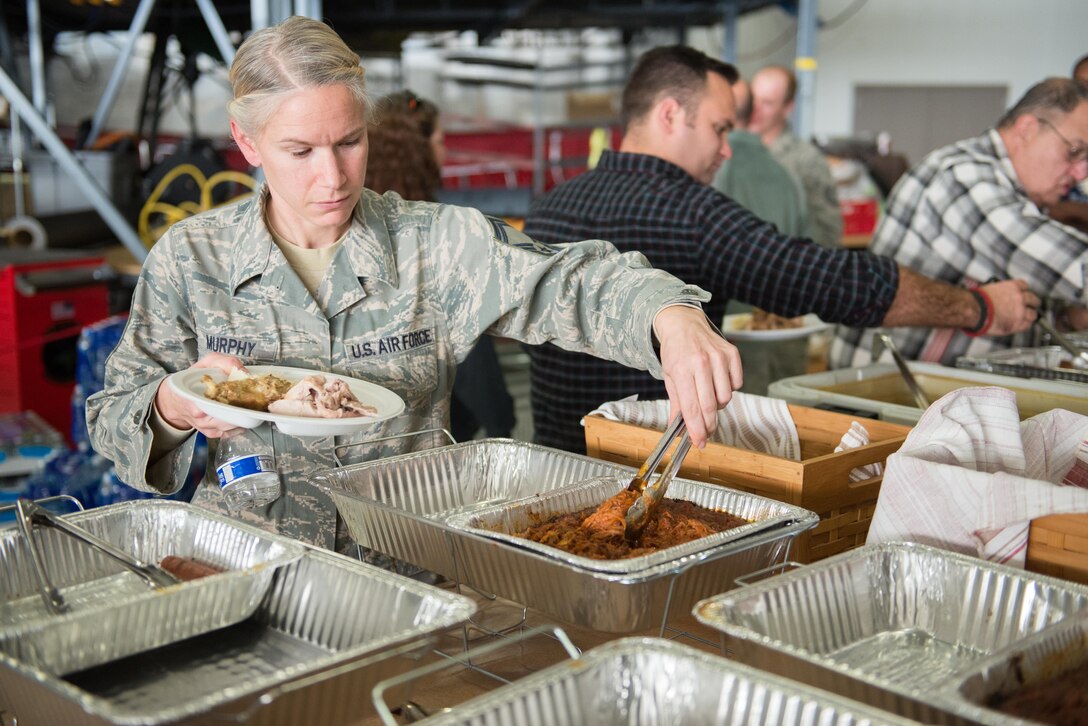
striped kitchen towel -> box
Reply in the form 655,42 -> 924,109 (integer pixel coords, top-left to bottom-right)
585,392 -> 801,460
834,420 -> 885,482
867,386 -> 1088,568
1062,437 -> 1088,489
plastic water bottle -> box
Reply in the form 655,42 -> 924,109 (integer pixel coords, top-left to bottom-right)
214,429 -> 281,511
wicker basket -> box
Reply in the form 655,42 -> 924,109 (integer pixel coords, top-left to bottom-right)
584,405 -> 912,563
1027,513 -> 1088,585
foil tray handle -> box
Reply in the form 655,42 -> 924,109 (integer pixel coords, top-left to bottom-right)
371,625 -> 580,726
733,559 -> 804,587
333,427 -> 457,467
14,499 -> 69,615
15,498 -> 180,600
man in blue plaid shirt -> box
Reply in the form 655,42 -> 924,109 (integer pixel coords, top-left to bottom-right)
524,45 -> 1041,454
831,78 -> 1088,369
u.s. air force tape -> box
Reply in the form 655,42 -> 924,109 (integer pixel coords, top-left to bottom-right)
486,216 -> 559,255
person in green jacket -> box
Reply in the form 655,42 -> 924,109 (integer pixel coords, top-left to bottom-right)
713,76 -> 809,395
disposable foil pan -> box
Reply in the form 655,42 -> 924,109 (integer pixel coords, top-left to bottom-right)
444,474 -> 799,574
956,346 -> 1088,385
315,440 -> 818,632
0,499 -> 304,674
693,542 -> 1088,725
313,439 -> 642,578
0,546 -> 476,725
421,637 -> 917,726
450,504 -> 816,633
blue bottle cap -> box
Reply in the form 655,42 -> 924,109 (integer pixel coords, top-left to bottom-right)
17,445 -> 55,459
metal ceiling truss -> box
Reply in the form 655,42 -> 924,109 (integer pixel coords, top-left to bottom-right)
1,0 -> 821,259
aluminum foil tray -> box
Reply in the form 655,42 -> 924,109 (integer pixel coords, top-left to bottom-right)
314,440 -> 818,632
313,440 -> 641,578
0,546 -> 476,725
449,502 -> 816,633
0,499 -> 304,675
445,474 -> 799,575
422,637 -> 917,726
693,542 -> 1088,724
956,346 -> 1088,385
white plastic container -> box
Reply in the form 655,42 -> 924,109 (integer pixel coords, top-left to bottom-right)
768,362 -> 1088,425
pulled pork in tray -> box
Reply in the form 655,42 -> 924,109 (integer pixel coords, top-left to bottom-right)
159,555 -> 224,582
517,489 -> 748,560
990,659 -> 1088,725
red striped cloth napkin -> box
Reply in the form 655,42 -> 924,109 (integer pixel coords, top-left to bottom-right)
1062,437 -> 1088,488
834,420 -> 885,482
866,386 -> 1088,568
585,393 -> 801,459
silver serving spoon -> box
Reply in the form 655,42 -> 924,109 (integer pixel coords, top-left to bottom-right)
872,332 -> 930,409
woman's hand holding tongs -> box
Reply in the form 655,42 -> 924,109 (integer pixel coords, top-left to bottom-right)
652,305 -> 742,450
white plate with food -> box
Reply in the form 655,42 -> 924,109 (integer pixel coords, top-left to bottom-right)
721,312 -> 831,342
168,365 -> 405,437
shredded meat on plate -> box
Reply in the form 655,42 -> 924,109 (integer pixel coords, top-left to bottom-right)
267,376 -> 378,418
202,371 -> 378,418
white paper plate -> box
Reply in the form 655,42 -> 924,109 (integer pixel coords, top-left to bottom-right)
168,365 -> 405,437
721,313 -> 831,342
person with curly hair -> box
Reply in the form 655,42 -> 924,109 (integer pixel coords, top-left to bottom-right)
366,91 -> 443,202
367,90 -> 516,441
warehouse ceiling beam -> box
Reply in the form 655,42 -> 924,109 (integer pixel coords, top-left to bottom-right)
80,0 -> 156,152
0,66 -> 148,260
194,0 -> 237,67
792,0 -> 818,140
82,0 -> 236,151
251,0 -> 320,30
26,0 -> 46,115
292,0 -> 322,24
317,1 -> 780,36
721,1 -> 738,63
251,0 -> 270,32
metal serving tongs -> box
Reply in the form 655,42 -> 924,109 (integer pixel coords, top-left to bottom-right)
1036,315 -> 1088,370
15,498 -> 180,615
872,331 -> 930,409
623,413 -> 694,541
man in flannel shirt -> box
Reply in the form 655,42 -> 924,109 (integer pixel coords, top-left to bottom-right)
523,45 -> 1041,454
831,77 -> 1088,370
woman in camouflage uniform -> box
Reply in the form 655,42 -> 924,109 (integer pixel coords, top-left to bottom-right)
87,16 -> 742,548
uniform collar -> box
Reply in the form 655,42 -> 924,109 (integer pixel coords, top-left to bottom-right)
344,189 -> 399,289
228,187 -> 399,316
768,127 -> 797,154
